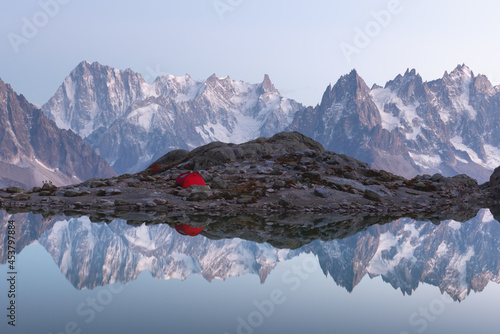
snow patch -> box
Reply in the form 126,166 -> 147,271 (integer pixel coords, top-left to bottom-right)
408,152 -> 442,169
126,104 -> 159,131
436,242 -> 448,256
33,158 -> 56,173
195,112 -> 262,144
448,220 -> 461,230
124,223 -> 156,250
451,247 -> 474,300
450,137 -> 500,169
404,224 -> 419,239
370,88 -> 422,140
367,231 -> 417,276
483,144 -> 500,169
481,209 -> 496,223
370,88 -> 401,131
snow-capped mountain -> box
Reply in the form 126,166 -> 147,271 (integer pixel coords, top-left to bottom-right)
42,61 -> 304,174
288,65 -> 500,183
0,78 -> 115,188
292,209 -> 500,301
40,62 -> 500,180
36,217 -> 285,289
3,209 -> 500,301
41,61 -> 147,138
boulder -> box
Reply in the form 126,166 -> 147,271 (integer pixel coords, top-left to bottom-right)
364,189 -> 382,202
314,188 -> 330,198
64,190 -> 83,197
6,187 -> 23,193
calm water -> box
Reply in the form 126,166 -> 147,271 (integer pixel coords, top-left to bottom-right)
1,209 -> 500,334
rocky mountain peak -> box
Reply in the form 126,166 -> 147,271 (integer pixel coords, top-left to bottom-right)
384,68 -> 425,104
472,74 -> 496,96
205,73 -> 232,85
152,73 -> 202,101
206,73 -> 218,84
259,74 -> 278,94
321,69 -> 371,107
203,73 -> 237,95
404,68 -> 417,76
445,64 -> 474,83
42,61 -> 147,139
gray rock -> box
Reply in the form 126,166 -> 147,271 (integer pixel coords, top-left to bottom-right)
273,180 -> 286,189
114,199 -> 129,206
189,191 -> 211,202
153,198 -> 168,205
64,190 -> 83,197
106,188 -> 122,196
237,195 -> 255,204
364,189 -> 382,202
211,179 -> 228,189
12,194 -> 30,201
6,187 -> 23,193
314,188 -> 330,198
278,199 -> 291,208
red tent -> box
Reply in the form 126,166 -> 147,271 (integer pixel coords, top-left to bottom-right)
175,172 -> 206,188
174,224 -> 204,236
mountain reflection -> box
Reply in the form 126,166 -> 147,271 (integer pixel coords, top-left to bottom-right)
1,209 -> 499,301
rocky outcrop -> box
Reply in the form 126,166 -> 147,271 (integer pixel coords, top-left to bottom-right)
152,131 -> 325,170
0,132 -> 495,221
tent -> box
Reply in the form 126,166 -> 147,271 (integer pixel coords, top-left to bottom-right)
175,172 -> 206,188
174,224 -> 204,236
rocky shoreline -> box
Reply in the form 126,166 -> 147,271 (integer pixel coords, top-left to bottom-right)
0,132 -> 498,226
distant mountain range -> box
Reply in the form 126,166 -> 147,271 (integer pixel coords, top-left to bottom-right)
0,78 -> 114,188
289,65 -> 500,183
42,61 -> 500,182
1,61 -> 499,186
2,210 -> 499,301
42,61 -> 303,174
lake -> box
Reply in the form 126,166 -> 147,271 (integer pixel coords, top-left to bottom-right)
1,209 -> 500,334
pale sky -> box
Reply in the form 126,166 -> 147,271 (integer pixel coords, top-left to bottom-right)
1,0 -> 499,106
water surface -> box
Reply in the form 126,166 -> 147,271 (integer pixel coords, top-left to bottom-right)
1,209 -> 500,333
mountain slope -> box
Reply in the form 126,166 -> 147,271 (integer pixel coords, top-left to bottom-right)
0,78 -> 115,188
